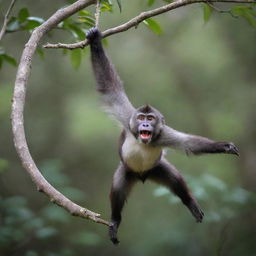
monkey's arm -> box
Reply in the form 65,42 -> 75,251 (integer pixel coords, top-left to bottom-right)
87,28 -> 135,129
154,125 -> 239,156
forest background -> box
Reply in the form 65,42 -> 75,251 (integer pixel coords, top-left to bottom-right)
0,0 -> 255,255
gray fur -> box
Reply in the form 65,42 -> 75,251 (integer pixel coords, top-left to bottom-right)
86,27 -> 239,245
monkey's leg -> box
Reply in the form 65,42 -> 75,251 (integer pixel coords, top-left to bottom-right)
148,158 -> 204,223
109,163 -> 137,245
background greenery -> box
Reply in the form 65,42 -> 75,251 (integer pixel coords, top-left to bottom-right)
0,0 -> 255,255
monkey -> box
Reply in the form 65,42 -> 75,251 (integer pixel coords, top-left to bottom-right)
86,28 -> 239,245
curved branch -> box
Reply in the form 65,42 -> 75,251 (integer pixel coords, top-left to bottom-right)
11,0 -> 110,227
43,0 -> 256,50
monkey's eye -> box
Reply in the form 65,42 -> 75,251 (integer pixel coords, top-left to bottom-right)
147,115 -> 155,121
137,115 -> 145,121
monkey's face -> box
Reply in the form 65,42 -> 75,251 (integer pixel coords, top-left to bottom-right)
130,105 -> 165,144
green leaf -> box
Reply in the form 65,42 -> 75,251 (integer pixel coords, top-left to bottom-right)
143,18 -> 163,35
78,11 -> 96,27
6,17 -> 20,32
69,24 -> 86,40
147,0 -> 156,7
243,13 -> 256,27
78,17 -> 95,28
2,54 -> 17,66
23,17 -> 44,30
101,2 -> 113,13
27,16 -> 45,24
231,5 -> 256,28
116,0 -> 122,12
18,8 -> 29,23
203,3 -> 213,23
231,5 -> 249,16
70,49 -> 82,70
0,57 -> 2,69
63,19 -> 86,40
78,10 -> 94,18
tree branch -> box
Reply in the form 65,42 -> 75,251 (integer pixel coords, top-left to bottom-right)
95,0 -> 101,29
0,0 -> 17,41
11,0 -> 110,227
43,0 -> 256,50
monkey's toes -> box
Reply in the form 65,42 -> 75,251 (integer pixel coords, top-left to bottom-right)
188,200 -> 204,223
109,223 -> 120,245
110,237 -> 120,245
86,27 -> 101,41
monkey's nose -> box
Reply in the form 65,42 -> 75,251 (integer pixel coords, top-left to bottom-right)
142,123 -> 149,128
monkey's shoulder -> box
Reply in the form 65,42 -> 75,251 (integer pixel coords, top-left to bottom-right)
120,131 -> 162,172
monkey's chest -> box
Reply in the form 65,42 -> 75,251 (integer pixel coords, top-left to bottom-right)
122,135 -> 162,172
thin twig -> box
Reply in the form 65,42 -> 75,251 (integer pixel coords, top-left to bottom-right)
95,0 -> 101,28
11,0 -> 110,227
206,1 -> 239,18
0,0 -> 18,41
43,0 -> 256,49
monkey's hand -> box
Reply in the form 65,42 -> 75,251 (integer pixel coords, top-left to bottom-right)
217,142 -> 240,156
109,222 -> 120,245
86,27 -> 102,44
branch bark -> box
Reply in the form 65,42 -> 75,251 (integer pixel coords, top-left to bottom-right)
43,0 -> 256,50
0,0 -> 17,41
11,0 -> 110,227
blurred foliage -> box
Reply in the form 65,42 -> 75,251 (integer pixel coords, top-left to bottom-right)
0,0 -> 256,255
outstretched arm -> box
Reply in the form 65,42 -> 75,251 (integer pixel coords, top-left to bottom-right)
154,125 -> 239,156
86,28 -> 135,129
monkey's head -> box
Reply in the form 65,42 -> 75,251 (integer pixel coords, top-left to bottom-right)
129,104 -> 165,144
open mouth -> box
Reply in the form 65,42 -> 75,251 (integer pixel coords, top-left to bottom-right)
139,130 -> 152,141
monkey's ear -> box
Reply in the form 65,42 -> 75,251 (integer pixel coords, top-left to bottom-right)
86,27 -> 102,42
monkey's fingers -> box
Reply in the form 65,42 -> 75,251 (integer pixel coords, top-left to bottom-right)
227,142 -> 239,156
86,27 -> 102,42
220,142 -> 240,156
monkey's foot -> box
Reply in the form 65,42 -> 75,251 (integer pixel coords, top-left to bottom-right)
86,27 -> 102,41
109,223 -> 120,245
188,200 -> 204,223
217,142 -> 240,156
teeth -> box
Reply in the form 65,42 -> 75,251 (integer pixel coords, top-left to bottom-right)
140,131 -> 151,138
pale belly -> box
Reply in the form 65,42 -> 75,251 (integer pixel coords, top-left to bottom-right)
122,133 -> 162,172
